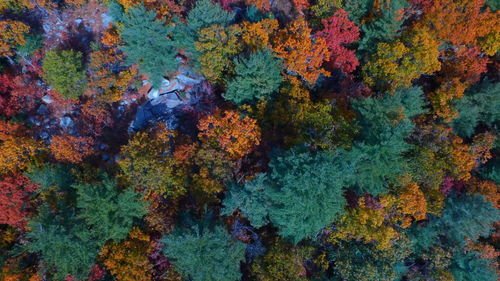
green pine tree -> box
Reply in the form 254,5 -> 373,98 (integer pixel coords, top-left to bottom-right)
116,4 -> 178,86
452,80 -> 500,138
162,225 -> 246,281
223,49 -> 282,105
223,148 -> 347,244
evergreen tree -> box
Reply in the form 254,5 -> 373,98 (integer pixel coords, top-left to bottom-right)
408,194 -> 499,252
452,80 -> 500,137
223,49 -> 282,105
74,176 -> 147,242
25,164 -> 74,192
450,250 -> 498,281
115,4 -> 178,86
343,0 -> 373,23
342,87 -> 426,195
223,148 -> 347,244
186,0 -> 235,31
42,49 -> 86,99
329,238 -> 411,281
357,0 -> 408,56
171,0 -> 235,66
162,225 -> 245,281
25,173 -> 146,280
25,205 -> 101,280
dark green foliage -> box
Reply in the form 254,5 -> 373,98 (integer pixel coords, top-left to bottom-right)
450,250 -> 498,281
343,0 -> 373,23
223,49 -> 282,105
341,142 -> 408,195
245,5 -> 267,22
16,33 -> 42,59
408,194 -> 499,252
452,80 -> 500,137
42,49 -> 86,99
342,87 -> 426,195
25,205 -> 101,280
352,87 -> 426,143
25,164 -> 74,191
115,4 -> 178,86
223,148 -> 347,244
161,225 -> 245,281
74,176 -> 147,242
186,0 -> 235,31
479,158 -> 500,184
357,0 -> 408,56
486,0 -> 499,11
170,0 -> 234,68
329,238 -> 411,281
25,174 -> 146,280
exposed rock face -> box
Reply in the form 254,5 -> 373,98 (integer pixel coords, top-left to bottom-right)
130,72 -> 203,134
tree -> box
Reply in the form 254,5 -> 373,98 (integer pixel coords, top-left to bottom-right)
0,121 -> 40,176
197,110 -> 261,159
250,237 -> 309,281
414,0 -> 499,47
363,27 -> 441,91
42,49 -> 86,99
450,250 -> 498,281
330,238 -> 411,281
0,20 -> 30,57
223,49 -> 282,105
50,135 -> 94,163
162,225 -> 246,281
343,87 -> 426,195
311,0 -> 342,19
245,0 -> 271,12
170,0 -> 235,66
240,19 -> 279,51
26,205 -> 103,280
87,44 -> 137,103
316,9 -> 360,74
343,0 -> 373,23
258,77 -> 358,149
223,148 -> 347,244
0,173 -> 37,228
0,74 -> 45,117
408,194 -> 499,252
272,18 -> 330,84
357,0 -> 408,55
187,0 -> 235,31
328,195 -> 398,250
74,176 -> 147,242
26,174 -> 147,280
100,227 -> 153,281
114,4 -> 178,86
451,80 -> 500,138
117,126 -> 187,198
397,182 -> 427,228
195,24 -> 242,83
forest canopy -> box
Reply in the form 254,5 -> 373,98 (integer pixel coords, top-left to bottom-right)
0,0 -> 499,280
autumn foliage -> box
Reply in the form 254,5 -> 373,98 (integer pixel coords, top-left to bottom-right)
197,110 -> 261,158
0,173 -> 37,228
1,1 -> 499,281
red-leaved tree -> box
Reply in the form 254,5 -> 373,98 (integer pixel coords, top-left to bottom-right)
316,9 -> 360,74
0,173 -> 37,228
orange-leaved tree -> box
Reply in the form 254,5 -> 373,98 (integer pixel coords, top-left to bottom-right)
0,121 -> 40,175
272,18 -> 330,84
0,173 -> 37,228
197,110 -> 261,159
50,135 -> 94,163
0,20 -> 30,57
